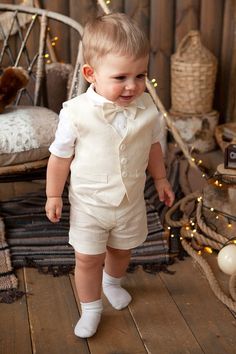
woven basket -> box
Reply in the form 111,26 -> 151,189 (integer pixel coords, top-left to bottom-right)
171,30 -> 217,115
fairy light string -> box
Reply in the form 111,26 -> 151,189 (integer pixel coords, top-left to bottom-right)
164,184 -> 236,313
43,31 -> 59,63
33,0 -> 58,63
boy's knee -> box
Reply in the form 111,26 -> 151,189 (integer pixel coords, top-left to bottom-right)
106,247 -> 131,258
75,252 -> 105,271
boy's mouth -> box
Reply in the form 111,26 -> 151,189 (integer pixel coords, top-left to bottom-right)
120,95 -> 134,100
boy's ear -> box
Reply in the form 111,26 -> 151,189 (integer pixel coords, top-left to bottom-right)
82,64 -> 94,83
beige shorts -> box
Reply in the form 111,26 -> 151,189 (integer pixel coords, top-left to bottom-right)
69,195 -> 148,255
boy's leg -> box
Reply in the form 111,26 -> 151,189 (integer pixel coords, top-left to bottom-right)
103,247 -> 132,310
105,246 -> 131,277
74,251 -> 105,338
75,251 -> 105,301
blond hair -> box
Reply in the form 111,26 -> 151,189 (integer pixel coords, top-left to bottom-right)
82,12 -> 149,67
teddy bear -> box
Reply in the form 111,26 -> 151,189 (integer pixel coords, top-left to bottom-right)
0,66 -> 29,113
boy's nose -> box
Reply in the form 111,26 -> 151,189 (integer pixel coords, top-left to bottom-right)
125,80 -> 136,90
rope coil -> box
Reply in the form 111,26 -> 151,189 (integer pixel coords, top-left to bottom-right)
166,191 -> 236,313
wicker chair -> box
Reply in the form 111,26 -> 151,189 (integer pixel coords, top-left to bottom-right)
0,4 -> 85,183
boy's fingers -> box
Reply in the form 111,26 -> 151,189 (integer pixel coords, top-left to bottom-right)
46,209 -> 60,223
159,191 -> 164,202
162,190 -> 174,207
55,206 -> 61,220
168,191 -> 175,207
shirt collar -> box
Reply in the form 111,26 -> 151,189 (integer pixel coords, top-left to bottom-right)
86,84 -> 111,105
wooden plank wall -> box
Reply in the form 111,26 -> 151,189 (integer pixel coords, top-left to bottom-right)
3,0 -> 236,123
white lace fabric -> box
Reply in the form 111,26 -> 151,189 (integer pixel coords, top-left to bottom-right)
0,106 -> 58,166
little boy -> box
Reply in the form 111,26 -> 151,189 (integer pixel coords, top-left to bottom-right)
45,12 -> 174,338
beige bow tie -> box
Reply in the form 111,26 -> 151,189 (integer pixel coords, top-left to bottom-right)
102,102 -> 137,123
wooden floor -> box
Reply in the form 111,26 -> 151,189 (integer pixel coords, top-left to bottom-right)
1,255 -> 236,354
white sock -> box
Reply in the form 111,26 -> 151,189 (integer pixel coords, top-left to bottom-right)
74,299 -> 103,338
102,270 -> 132,310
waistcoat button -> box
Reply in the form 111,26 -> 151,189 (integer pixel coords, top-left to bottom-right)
122,171 -> 128,178
120,144 -> 126,151
121,157 -> 127,165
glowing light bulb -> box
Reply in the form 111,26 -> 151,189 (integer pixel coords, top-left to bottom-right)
204,247 -> 213,254
218,244 -> 236,275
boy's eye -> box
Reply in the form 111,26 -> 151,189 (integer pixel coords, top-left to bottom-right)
114,76 -> 126,80
136,74 -> 146,79
113,74 -> 146,81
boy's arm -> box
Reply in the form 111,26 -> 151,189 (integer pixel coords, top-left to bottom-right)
147,142 -> 167,181
45,154 -> 73,222
46,154 -> 72,197
147,142 -> 175,207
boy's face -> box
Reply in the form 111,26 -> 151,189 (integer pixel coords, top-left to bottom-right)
83,53 -> 149,106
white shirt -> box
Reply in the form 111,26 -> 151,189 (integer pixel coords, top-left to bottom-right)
49,84 -> 164,158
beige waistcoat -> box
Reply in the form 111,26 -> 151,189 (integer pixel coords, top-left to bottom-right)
64,92 -> 159,207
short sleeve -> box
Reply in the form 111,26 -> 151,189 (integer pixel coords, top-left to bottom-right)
152,111 -> 164,143
49,107 -> 77,158
152,111 -> 167,155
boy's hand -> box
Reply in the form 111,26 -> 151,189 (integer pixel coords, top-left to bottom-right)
154,178 -> 175,207
45,197 -> 63,223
